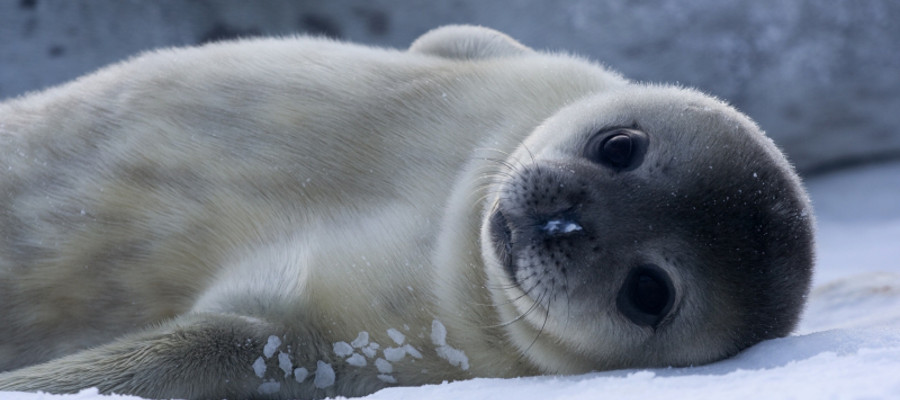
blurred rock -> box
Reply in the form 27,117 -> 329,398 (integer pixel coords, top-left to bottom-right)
1,0 -> 897,175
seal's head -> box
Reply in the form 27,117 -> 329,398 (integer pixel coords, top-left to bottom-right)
481,86 -> 814,374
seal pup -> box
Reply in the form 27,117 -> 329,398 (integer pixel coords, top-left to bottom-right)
0,25 -> 814,399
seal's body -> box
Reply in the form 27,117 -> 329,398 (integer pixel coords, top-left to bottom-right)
0,26 -> 814,399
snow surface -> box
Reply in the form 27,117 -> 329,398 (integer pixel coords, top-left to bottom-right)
3,162 -> 900,399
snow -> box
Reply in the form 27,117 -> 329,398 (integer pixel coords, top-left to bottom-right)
542,219 -> 583,235
3,162 -> 900,399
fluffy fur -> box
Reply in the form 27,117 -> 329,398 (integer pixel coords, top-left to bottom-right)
0,25 -> 814,399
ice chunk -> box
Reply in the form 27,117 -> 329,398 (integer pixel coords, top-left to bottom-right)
278,352 -> 293,377
314,361 -> 335,388
383,347 -> 406,362
431,319 -> 470,370
375,357 -> 393,373
362,341 -> 380,358
252,356 -> 267,378
436,345 -> 470,371
346,353 -> 367,367
293,367 -> 309,383
351,331 -> 370,348
403,344 -> 423,359
431,320 -> 447,346
257,380 -> 280,394
387,328 -> 406,345
333,341 -> 353,357
263,335 -> 282,359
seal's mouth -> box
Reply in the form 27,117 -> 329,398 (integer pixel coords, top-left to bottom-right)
489,210 -> 515,279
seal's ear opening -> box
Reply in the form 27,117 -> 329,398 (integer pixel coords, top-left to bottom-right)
584,128 -> 648,171
617,264 -> 675,328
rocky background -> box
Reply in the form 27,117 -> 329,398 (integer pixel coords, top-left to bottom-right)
1,0 -> 898,176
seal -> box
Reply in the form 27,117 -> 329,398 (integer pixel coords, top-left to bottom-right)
0,25 -> 814,399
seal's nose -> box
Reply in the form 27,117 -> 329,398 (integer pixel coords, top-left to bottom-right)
540,218 -> 583,236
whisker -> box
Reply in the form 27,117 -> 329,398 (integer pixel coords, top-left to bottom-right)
562,266 -> 571,335
522,143 -> 537,166
515,285 -> 555,364
485,289 -> 545,328
472,283 -> 534,307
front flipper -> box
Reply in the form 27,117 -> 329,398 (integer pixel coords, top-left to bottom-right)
409,25 -> 532,60
0,313 -> 331,399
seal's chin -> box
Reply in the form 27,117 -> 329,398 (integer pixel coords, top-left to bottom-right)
488,210 -> 515,279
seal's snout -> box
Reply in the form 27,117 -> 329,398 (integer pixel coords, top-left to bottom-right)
488,200 -> 588,286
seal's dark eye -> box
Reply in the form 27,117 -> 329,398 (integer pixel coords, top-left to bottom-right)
617,264 -> 675,328
602,134 -> 633,167
584,128 -> 649,171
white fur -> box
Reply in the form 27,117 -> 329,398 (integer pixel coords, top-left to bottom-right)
0,25 -> 810,399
